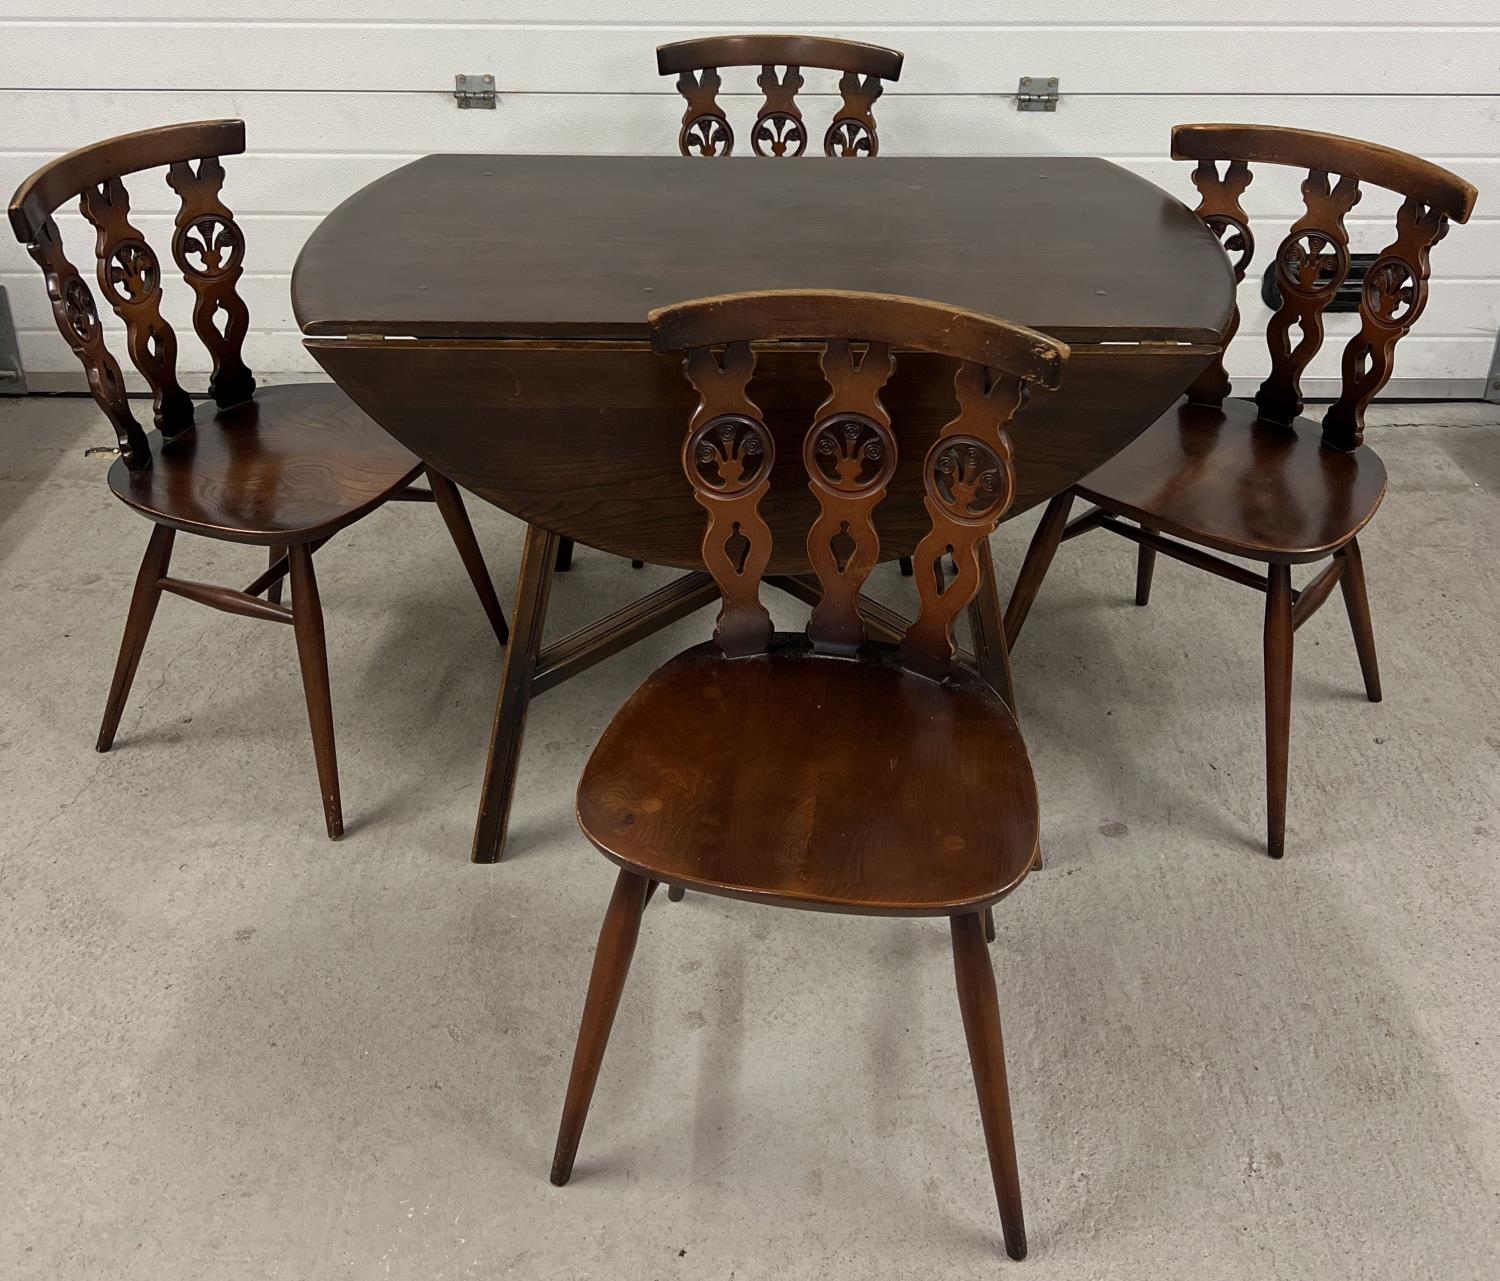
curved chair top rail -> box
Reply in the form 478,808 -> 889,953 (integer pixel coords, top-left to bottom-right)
1172,123 -> 1477,224
8,119 -> 247,243
649,289 -> 1066,389
656,35 -> 904,80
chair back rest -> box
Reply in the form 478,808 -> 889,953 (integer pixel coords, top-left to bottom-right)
657,36 -> 903,159
1172,123 -> 1476,449
649,290 -> 1067,679
7,119 -> 256,470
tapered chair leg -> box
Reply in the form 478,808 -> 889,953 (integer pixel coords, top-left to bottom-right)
1005,490 -> 1074,650
951,911 -> 1027,1260
898,556 -> 914,577
666,885 -> 686,902
1263,564 -> 1294,859
551,869 -> 652,1187
267,545 -> 288,606
1134,542 -> 1156,606
968,537 -> 1017,713
555,537 -> 574,573
472,523 -> 559,862
96,523 -> 176,752
288,543 -> 343,840
426,468 -> 509,645
1336,538 -> 1382,703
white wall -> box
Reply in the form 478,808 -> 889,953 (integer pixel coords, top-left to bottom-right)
2,4 -> 1496,395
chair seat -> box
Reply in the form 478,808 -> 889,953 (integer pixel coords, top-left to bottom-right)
107,383 -> 422,545
576,638 -> 1040,915
1075,398 -> 1388,564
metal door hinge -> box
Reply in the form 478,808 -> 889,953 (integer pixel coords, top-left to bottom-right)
1016,76 -> 1059,112
0,286 -> 27,395
454,74 -> 496,109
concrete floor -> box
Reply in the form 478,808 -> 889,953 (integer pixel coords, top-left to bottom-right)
1,395 -> 1497,1280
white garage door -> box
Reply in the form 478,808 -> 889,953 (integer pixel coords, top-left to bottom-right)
2,3 -> 1495,397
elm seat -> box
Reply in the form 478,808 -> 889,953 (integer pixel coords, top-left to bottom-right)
1076,399 -> 1389,565
577,638 -> 1040,914
107,383 -> 424,545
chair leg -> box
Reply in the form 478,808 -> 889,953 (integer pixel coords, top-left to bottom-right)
96,523 -> 176,752
1005,490 -> 1074,650
1134,542 -> 1156,606
551,869 -> 652,1187
1263,564 -> 1294,859
983,907 -> 996,943
471,523 -> 559,862
555,537 -> 574,573
967,537 -> 1018,714
426,468 -> 509,645
267,545 -> 287,606
1337,537 -> 1382,703
666,885 -> 686,902
951,911 -> 1027,1260
898,556 -> 914,577
289,543 -> 343,840
631,559 -> 645,569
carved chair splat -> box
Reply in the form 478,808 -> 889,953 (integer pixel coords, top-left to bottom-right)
657,35 -> 904,160
1005,123 -> 1476,858
8,119 -> 511,839
551,289 -> 1069,1260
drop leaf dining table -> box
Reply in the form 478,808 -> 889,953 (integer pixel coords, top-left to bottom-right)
290,154 -> 1235,862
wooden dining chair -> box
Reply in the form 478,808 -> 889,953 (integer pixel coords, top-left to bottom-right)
657,34 -> 904,159
7,119 -> 510,840
548,290 -> 1068,1260
1004,125 -> 1477,857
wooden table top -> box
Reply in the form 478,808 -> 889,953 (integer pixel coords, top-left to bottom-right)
292,154 -> 1234,344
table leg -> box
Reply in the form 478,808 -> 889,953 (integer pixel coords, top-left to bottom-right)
471,523 -> 560,863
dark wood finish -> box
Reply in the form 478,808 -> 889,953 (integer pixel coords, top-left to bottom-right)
266,545 -> 288,605
1003,491 -> 1072,649
550,868 -> 651,1187
310,339 -> 1214,572
8,122 -> 511,837
657,35 -> 902,159
470,535 -> 721,862
952,911 -> 1027,1260
289,543 -> 342,840
96,523 -> 175,752
472,523 -> 560,863
107,385 -> 424,545
555,293 -> 1051,1252
531,571 -> 718,696
1337,538 -> 1382,702
158,575 -> 293,624
428,468 -> 510,645
1263,565 -> 1294,859
295,152 -> 1234,861
1134,543 -> 1156,606
293,156 -> 1235,345
578,641 -> 1040,912
1007,124 -> 1472,856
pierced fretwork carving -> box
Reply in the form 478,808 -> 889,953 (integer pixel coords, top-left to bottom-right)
803,341 -> 897,655
79,176 -> 195,436
167,156 -> 255,408
1322,196 -> 1448,450
902,364 -> 1025,682
1254,171 -> 1361,425
752,65 -> 808,157
666,42 -> 895,161
1185,158 -> 1255,406
26,217 -> 150,468
824,72 -> 884,157
680,343 -> 775,657
675,68 -> 733,157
